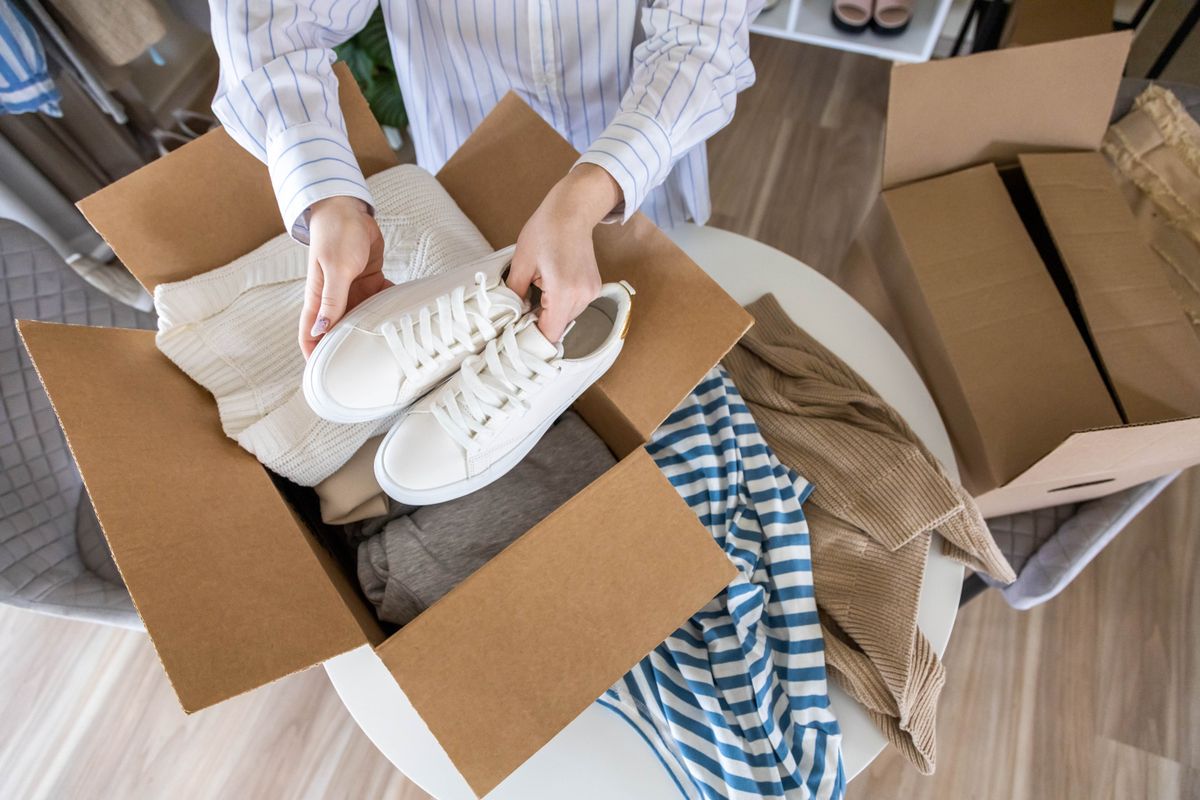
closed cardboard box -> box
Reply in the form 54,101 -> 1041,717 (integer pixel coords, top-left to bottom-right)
840,32 -> 1200,516
19,68 -> 749,797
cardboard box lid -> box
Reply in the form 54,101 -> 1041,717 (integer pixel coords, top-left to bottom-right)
1020,152 -> 1200,424
881,162 -> 1122,490
17,322 -> 372,712
379,448 -> 736,797
883,31 -> 1131,190
979,417 -> 1200,507
77,63 -> 398,290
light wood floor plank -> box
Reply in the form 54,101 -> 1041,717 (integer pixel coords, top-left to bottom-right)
850,468 -> 1200,800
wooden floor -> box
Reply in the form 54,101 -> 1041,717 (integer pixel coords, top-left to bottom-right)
3,36 -> 1198,800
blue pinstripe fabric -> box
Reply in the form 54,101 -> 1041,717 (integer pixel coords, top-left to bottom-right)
603,367 -> 845,800
209,0 -> 762,242
0,0 -> 60,117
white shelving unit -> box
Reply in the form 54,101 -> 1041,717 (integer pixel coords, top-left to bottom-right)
752,0 -> 955,63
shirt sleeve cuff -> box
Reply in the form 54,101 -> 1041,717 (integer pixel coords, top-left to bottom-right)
576,109 -> 673,224
266,121 -> 376,244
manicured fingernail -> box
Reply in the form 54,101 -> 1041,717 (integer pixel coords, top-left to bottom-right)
311,316 -> 331,336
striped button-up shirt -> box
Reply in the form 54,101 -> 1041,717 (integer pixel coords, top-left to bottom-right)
210,0 -> 761,242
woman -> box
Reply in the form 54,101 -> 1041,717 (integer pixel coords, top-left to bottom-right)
210,1 -> 761,354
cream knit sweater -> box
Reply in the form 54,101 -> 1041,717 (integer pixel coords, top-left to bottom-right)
154,165 -> 492,486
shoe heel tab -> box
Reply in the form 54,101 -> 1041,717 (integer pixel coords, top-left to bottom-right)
617,281 -> 634,340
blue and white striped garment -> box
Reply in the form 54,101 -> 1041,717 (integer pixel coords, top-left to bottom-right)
209,0 -> 762,241
599,367 -> 845,800
0,0 -> 60,117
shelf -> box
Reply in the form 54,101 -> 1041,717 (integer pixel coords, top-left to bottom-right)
751,0 -> 955,63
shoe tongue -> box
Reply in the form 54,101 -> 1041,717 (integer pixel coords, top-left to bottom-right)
515,318 -> 560,360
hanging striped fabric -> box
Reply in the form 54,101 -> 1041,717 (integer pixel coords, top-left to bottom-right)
0,0 -> 60,117
599,367 -> 845,800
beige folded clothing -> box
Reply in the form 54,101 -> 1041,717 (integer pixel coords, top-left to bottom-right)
1103,85 -> 1200,340
314,436 -> 388,525
154,164 -> 492,488
723,294 -> 1014,774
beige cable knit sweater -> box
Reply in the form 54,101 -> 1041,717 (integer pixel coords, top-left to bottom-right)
154,164 -> 491,487
723,294 -> 1015,774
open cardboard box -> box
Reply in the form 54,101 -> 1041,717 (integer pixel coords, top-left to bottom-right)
839,31 -> 1200,517
17,67 -> 751,797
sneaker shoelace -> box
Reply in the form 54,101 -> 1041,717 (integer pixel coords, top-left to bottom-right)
431,322 -> 561,451
379,271 -> 505,383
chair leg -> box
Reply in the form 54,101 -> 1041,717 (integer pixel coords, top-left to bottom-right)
1147,0 -> 1200,79
950,0 -> 981,57
959,572 -> 991,606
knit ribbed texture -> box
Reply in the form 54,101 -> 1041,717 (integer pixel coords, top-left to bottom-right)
154,164 -> 491,485
1102,85 -> 1200,337
723,294 -> 1015,774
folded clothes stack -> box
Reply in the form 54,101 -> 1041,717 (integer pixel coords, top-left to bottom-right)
349,410 -> 615,626
723,294 -> 1015,774
152,161 -> 636,626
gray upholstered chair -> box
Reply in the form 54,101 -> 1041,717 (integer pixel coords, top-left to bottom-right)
0,220 -> 153,628
975,473 -> 1178,609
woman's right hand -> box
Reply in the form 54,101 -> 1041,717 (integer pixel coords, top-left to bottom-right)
300,195 -> 388,357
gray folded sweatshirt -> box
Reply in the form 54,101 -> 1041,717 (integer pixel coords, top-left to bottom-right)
352,410 -> 616,625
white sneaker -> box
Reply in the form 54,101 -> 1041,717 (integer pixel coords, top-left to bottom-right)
374,281 -> 635,504
303,246 -> 525,423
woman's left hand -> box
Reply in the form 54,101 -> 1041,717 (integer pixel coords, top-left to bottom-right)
507,163 -> 622,342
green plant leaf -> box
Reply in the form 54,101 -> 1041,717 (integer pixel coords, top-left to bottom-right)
365,80 -> 408,130
335,44 -> 375,90
335,7 -> 406,132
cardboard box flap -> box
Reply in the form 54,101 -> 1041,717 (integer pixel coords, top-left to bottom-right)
377,448 -> 737,797
17,322 -> 370,712
77,63 -> 397,292
881,163 -> 1121,487
1020,152 -> 1200,423
994,417 -> 1200,494
973,417 -> 1200,516
883,31 -> 1131,190
436,93 -> 754,448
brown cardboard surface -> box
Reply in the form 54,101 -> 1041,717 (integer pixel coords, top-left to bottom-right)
17,322 -> 370,711
883,32 -> 1131,190
881,163 -> 1121,491
437,93 -> 753,445
975,418 -> 1200,515
850,195 -> 992,489
77,63 -> 396,292
1020,152 -> 1200,423
377,448 -> 737,797
1006,0 -> 1116,47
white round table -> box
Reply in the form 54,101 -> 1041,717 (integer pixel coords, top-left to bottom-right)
325,225 -> 964,798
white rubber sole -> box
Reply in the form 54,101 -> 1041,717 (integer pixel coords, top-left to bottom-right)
373,347 -> 621,505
